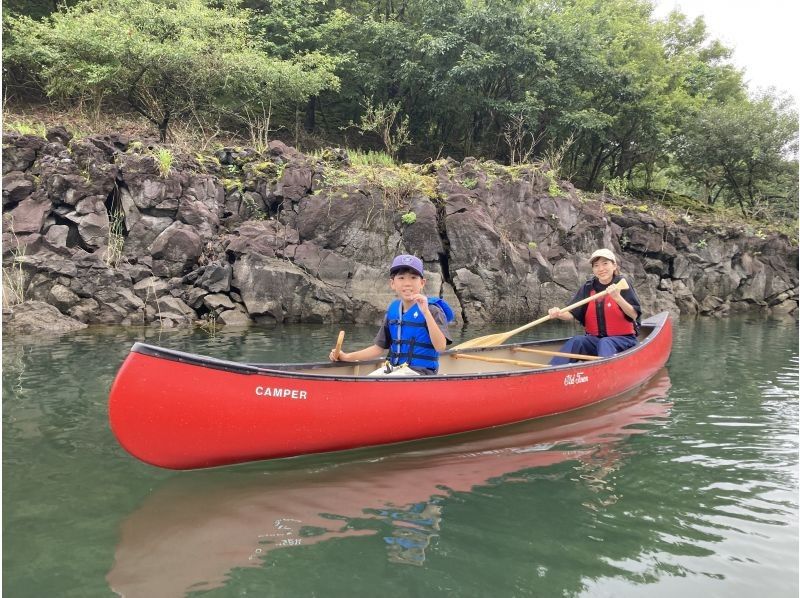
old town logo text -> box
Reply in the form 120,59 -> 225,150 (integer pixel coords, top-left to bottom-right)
563,372 -> 589,386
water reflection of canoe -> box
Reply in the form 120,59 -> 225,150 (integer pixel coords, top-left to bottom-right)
108,313 -> 672,469
106,371 -> 671,597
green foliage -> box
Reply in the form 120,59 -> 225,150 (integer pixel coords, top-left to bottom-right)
605,177 -> 629,198
317,161 -> 436,210
4,0 -> 340,141
127,141 -> 145,154
4,0 -> 795,232
400,211 -> 417,225
672,90 -> 799,217
4,120 -> 47,137
153,148 -> 173,178
221,178 -> 244,193
348,149 -> 396,167
311,148 -> 397,168
544,170 -> 562,197
350,97 -> 412,158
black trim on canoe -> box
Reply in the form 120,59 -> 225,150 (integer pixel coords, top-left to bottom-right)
129,312 -> 669,381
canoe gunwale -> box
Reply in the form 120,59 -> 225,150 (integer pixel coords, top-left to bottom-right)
129,312 -> 670,382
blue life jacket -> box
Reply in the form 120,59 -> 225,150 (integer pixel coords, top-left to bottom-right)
387,297 -> 454,373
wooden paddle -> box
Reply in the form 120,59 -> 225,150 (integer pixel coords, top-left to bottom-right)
451,279 -> 629,350
331,331 -> 345,360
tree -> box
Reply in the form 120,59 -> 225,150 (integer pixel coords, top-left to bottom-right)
673,91 -> 799,216
352,97 -> 412,157
4,0 -> 340,141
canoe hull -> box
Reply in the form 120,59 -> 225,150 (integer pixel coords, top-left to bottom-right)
108,313 -> 672,469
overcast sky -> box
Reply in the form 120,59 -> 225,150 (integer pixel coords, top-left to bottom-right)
652,0 -> 799,103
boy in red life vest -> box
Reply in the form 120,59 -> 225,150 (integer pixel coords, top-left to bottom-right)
547,249 -> 641,365
328,254 -> 454,374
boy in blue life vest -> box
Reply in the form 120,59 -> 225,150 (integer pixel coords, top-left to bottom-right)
328,254 -> 454,374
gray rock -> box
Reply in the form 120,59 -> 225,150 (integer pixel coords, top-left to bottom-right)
123,214 -> 173,257
177,195 -> 218,240
47,283 -> 81,312
195,263 -> 232,293
232,254 -> 343,323
44,225 -> 70,248
7,193 -> 51,234
2,134 -> 794,328
183,286 -> 208,309
3,300 -> 87,334
2,134 -> 44,174
203,293 -> 236,311
158,296 -> 195,319
149,222 -> 203,277
217,307 -> 251,327
275,163 -> 313,201
2,172 -> 35,206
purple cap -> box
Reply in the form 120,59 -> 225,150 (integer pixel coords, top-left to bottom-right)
390,254 -> 424,277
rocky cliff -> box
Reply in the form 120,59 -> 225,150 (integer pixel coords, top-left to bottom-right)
3,128 -> 797,332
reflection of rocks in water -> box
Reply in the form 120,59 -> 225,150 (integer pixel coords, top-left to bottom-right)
372,502 -> 443,566
575,444 -> 625,511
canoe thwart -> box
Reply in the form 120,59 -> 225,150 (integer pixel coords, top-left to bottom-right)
511,347 -> 601,361
450,353 -> 548,369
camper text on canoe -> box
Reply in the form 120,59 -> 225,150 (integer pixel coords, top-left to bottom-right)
255,386 -> 308,399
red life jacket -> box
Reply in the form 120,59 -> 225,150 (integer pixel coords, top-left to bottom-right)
584,288 -> 636,336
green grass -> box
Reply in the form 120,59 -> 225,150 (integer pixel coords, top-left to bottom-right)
348,149 -> 396,167
310,147 -> 397,168
5,119 -> 47,138
154,148 -> 173,177
106,209 -> 125,268
2,215 -> 27,307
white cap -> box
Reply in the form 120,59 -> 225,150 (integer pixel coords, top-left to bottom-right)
590,249 -> 616,263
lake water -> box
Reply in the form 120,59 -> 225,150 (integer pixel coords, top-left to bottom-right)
2,316 -> 798,597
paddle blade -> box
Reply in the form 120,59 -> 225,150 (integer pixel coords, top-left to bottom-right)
451,332 -> 509,351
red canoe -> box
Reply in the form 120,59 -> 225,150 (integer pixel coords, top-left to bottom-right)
108,312 -> 672,469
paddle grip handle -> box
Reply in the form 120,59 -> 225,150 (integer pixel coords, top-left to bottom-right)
332,331 -> 345,360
